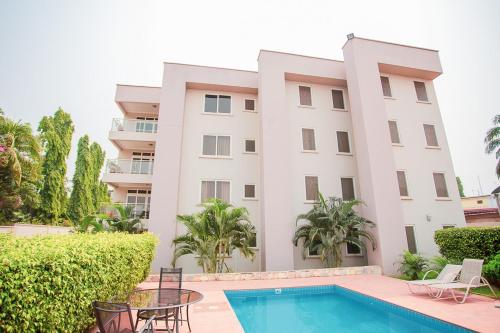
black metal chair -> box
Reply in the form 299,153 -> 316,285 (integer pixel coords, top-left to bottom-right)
136,268 -> 191,332
93,301 -> 155,333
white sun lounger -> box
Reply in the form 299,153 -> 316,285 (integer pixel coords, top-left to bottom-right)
407,264 -> 462,294
429,259 -> 497,303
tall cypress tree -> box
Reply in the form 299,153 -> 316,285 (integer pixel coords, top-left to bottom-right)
38,108 -> 74,222
68,136 -> 108,222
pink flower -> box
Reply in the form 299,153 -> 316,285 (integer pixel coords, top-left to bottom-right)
0,145 -> 5,152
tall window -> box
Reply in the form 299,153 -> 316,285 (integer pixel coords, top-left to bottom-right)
302,128 -> 316,151
204,94 -> 231,114
433,172 -> 449,198
388,121 -> 400,144
202,135 -> 230,156
244,184 -> 256,199
346,228 -> 361,255
201,180 -> 230,202
380,76 -> 392,97
308,238 -> 321,256
244,139 -> 256,153
341,177 -> 355,200
331,90 -> 345,110
244,99 -> 255,111
405,226 -> 417,254
305,176 -> 319,201
396,171 -> 409,197
414,81 -> 429,102
336,131 -> 351,153
126,189 -> 151,219
423,124 -> 439,147
299,86 -> 312,106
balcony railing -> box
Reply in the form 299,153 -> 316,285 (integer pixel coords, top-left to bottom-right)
105,159 -> 154,175
111,118 -> 158,133
101,203 -> 150,220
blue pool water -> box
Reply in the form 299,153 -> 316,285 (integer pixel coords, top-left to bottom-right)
224,285 -> 472,333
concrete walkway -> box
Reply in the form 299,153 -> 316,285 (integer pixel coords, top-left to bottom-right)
138,274 -> 499,333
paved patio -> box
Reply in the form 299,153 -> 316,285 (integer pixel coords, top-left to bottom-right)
138,274 -> 499,333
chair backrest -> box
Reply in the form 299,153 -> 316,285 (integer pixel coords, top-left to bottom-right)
93,301 -> 135,333
159,267 -> 182,289
436,264 -> 462,283
459,259 -> 484,285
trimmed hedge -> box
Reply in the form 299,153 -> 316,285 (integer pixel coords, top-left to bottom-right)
0,232 -> 158,332
434,227 -> 500,263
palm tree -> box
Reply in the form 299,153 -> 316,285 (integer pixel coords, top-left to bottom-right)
173,198 -> 256,273
485,115 -> 500,177
107,203 -> 142,233
293,193 -> 376,268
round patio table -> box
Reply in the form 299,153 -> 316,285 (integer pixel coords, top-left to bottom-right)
125,288 -> 203,333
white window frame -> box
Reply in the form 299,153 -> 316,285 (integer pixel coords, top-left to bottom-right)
301,127 -> 318,153
388,119 -> 403,146
380,76 -> 395,99
243,138 -> 257,154
199,179 -> 231,204
243,183 -> 258,200
306,238 -> 322,258
423,123 -> 440,149
340,176 -> 357,201
298,85 -> 314,108
414,81 -> 431,104
331,88 -> 348,112
243,98 -> 257,113
304,174 -> 320,203
335,130 -> 353,156
396,169 -> 411,200
200,134 -> 232,158
202,93 -> 233,115
433,171 -> 451,201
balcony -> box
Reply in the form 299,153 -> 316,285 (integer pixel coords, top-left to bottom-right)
102,159 -> 154,187
108,118 -> 157,150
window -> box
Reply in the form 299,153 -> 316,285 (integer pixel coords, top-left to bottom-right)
443,225 -> 455,229
388,121 -> 401,144
131,151 -> 154,174
477,200 -> 483,204
405,226 -> 417,254
346,228 -> 361,255
397,171 -> 409,197
244,139 -> 256,153
201,180 -> 230,202
244,184 -> 256,199
380,76 -> 392,97
204,94 -> 231,114
302,128 -> 316,151
202,135 -> 230,156
331,90 -> 345,110
433,172 -> 449,198
249,232 -> 257,248
336,131 -> 351,154
299,86 -> 312,106
305,176 -> 319,201
244,99 -> 255,111
126,189 -> 151,219
135,117 -> 158,133
341,177 -> 355,200
423,124 -> 439,147
308,238 -> 321,256
414,81 -> 429,102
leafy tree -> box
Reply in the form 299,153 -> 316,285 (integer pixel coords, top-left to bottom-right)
0,111 -> 42,222
75,204 -> 142,234
456,176 -> 465,197
173,199 -> 256,273
485,115 -> 500,177
38,108 -> 74,222
293,193 -> 376,268
68,136 -> 108,222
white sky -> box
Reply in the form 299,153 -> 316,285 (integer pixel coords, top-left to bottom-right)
1,0 -> 499,196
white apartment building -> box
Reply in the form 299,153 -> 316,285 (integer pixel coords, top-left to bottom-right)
102,35 -> 466,274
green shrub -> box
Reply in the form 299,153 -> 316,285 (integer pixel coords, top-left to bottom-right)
483,253 -> 500,285
434,227 -> 500,262
0,232 -> 158,332
396,250 -> 428,280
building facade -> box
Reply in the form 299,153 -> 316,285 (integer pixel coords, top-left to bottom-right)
102,36 -> 466,274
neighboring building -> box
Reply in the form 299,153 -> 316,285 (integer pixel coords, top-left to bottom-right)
102,35 -> 466,275
461,192 -> 500,226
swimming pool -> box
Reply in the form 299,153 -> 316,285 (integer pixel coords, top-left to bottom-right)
225,285 -> 472,333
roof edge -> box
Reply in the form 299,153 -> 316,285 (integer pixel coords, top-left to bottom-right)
342,36 -> 439,53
